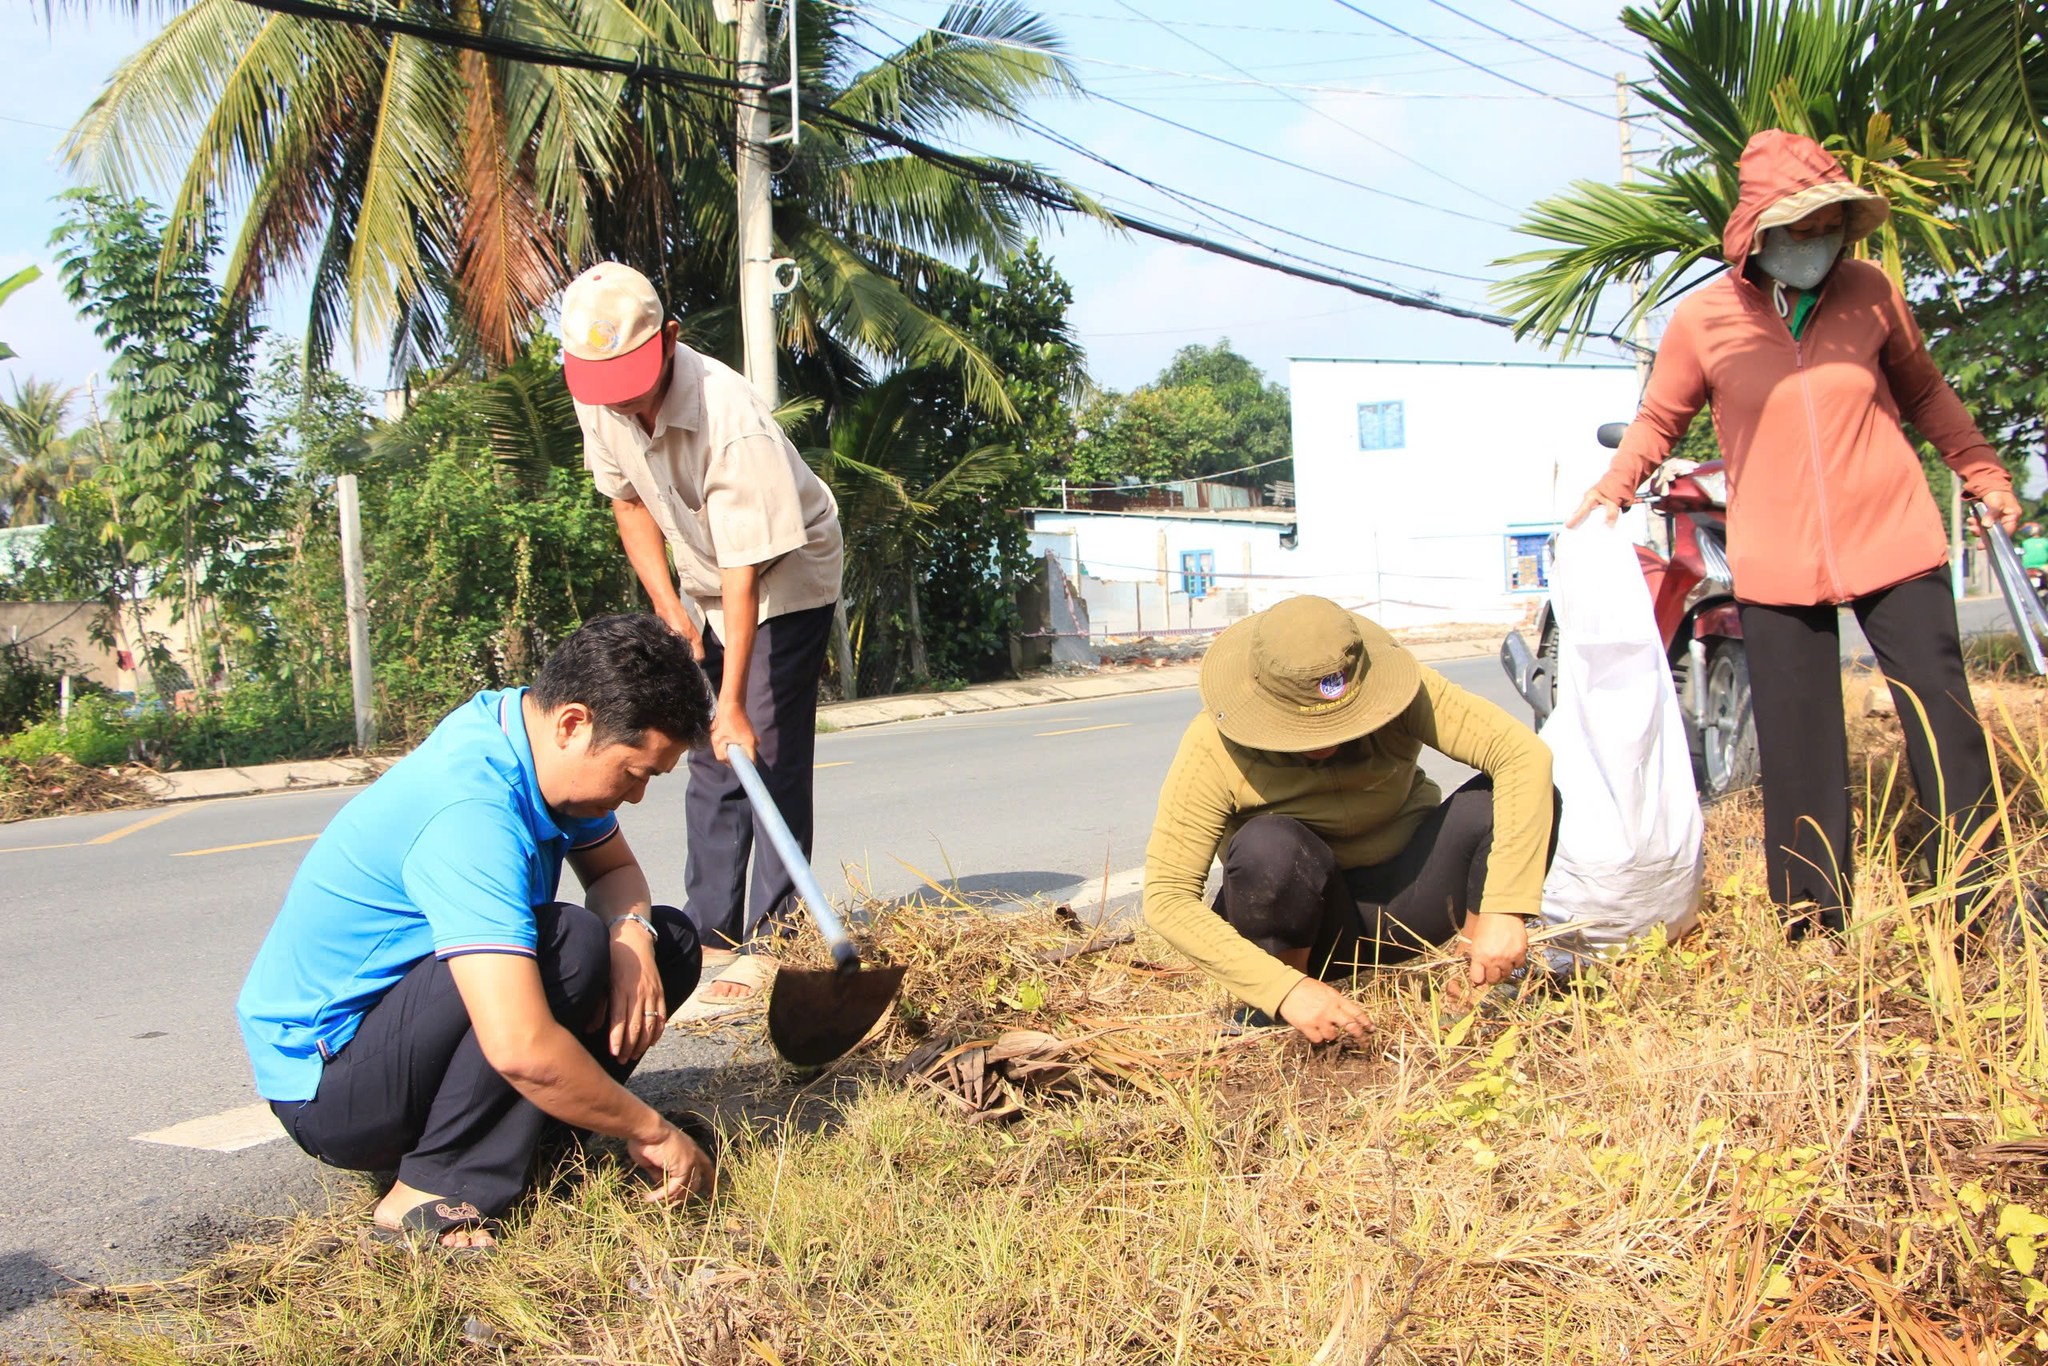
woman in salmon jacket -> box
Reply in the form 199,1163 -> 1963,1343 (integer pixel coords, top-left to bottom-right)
1572,129 -> 2025,939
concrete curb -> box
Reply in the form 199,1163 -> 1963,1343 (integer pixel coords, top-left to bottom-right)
132,638 -> 1501,805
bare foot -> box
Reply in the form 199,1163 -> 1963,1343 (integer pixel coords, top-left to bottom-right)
374,1180 -> 497,1251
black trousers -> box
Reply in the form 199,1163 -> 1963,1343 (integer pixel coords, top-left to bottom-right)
1740,569 -> 1996,933
1215,775 -> 1558,978
271,902 -> 702,1218
686,603 -> 834,952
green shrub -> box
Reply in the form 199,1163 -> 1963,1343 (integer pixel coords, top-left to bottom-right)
0,694 -> 135,767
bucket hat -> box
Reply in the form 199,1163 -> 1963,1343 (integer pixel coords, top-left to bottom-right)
1199,596 -> 1421,752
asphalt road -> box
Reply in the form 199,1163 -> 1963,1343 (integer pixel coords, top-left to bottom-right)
0,655 -> 1513,1349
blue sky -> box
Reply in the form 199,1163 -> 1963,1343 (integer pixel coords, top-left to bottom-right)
0,0 -> 1656,400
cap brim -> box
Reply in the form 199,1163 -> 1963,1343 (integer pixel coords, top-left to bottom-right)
1198,612 -> 1421,753
563,330 -> 666,406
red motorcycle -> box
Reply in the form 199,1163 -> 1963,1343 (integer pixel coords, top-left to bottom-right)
1501,423 -> 1759,801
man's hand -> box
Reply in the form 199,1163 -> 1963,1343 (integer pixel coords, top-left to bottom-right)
1458,912 -> 1529,987
1567,484 -> 1624,529
626,1120 -> 714,1203
656,603 -> 706,662
1275,977 -> 1374,1044
711,704 -> 757,764
606,925 -> 665,1064
1983,487 -> 2024,537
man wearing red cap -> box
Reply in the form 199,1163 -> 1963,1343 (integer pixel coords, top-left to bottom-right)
561,262 -> 845,1000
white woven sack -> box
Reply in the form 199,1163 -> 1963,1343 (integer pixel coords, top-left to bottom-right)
1537,519 -> 1705,970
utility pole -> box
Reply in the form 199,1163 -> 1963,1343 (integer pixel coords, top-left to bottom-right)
337,473 -> 376,750
1617,73 -> 1652,387
735,0 -> 779,406
726,0 -> 856,696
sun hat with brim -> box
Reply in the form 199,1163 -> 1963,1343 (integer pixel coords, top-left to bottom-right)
560,261 -> 668,406
1756,179 -> 1889,245
1200,595 -> 1421,753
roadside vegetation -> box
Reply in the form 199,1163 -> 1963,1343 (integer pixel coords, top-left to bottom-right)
47,672 -> 2048,1364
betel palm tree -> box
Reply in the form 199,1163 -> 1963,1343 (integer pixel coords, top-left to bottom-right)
1494,0 -> 2047,350
0,379 -> 95,526
62,0 -> 1086,407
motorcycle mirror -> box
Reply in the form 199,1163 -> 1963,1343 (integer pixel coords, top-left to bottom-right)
1595,422 -> 1628,449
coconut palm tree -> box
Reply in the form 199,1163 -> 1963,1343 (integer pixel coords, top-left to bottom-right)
63,0 -> 1085,411
1494,0 -> 2047,350
0,379 -> 95,526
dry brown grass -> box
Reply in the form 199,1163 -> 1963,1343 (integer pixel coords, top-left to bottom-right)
0,755 -> 153,823
51,679 -> 2048,1365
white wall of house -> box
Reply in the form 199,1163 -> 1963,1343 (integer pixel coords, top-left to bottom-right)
1027,511 -> 1293,637
1287,357 -> 1647,629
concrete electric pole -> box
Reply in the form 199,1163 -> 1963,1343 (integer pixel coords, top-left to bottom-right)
1617,72 -> 1652,388
336,473 -> 377,749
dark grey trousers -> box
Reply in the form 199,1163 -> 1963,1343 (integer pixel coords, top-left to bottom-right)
271,902 -> 702,1218
685,603 -> 834,952
1214,775 -> 1559,978
1739,568 -> 1996,934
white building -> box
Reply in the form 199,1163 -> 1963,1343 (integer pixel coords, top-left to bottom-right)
1027,505 -> 1297,639
1287,357 -> 1645,629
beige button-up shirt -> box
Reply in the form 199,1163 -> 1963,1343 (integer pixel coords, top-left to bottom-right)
575,343 -> 843,636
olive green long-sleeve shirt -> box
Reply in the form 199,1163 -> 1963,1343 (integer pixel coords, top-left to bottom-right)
1142,668 -> 1553,1016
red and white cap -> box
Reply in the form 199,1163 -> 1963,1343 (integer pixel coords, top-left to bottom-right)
560,262 -> 666,405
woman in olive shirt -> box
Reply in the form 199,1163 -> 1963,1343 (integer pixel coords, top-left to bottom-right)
1143,596 -> 1556,1043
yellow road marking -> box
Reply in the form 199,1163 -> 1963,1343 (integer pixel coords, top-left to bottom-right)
1034,722 -> 1131,738
173,833 -> 319,858
814,761 -> 853,770
0,841 -> 84,855
86,807 -> 186,845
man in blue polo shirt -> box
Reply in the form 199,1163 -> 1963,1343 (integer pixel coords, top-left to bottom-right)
238,614 -> 715,1251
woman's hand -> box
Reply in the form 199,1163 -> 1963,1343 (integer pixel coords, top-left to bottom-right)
1567,485 -> 1624,529
1275,977 -> 1374,1044
1982,488 -> 2023,537
1457,913 -> 1529,986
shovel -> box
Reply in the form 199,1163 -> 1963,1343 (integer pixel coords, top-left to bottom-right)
726,747 -> 905,1066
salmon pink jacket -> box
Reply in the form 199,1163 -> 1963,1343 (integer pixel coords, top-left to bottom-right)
1595,131 -> 2010,607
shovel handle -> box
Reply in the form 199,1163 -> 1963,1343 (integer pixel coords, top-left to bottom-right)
726,747 -> 861,974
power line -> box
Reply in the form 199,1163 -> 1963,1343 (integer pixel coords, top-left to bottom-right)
1416,0 -> 1621,86
1090,91 -> 1512,227
1500,0 -> 1642,61
228,0 -> 1527,331
1324,0 -> 1612,122
1104,0 -> 1519,216
827,19 -> 1503,292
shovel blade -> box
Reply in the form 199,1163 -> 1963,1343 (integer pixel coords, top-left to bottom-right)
765,964 -> 907,1067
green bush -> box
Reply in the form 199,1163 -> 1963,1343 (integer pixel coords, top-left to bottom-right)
0,679 -> 359,771
0,694 -> 135,767
0,641 -> 107,738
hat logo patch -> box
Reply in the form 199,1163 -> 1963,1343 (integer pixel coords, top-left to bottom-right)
1318,672 -> 1347,700
585,320 -> 621,354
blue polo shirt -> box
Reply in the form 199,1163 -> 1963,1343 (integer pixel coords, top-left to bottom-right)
236,688 -> 619,1101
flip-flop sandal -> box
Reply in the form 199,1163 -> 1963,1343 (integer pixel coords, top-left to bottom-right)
673,953 -> 778,1022
370,1199 -> 500,1259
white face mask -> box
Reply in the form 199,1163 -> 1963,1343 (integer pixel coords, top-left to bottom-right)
1754,225 -> 1845,291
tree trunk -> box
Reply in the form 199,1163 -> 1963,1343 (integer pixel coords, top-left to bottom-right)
831,598 -> 857,701
907,578 -> 929,683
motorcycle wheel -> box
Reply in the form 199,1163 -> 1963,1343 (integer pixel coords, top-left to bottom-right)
1700,640 -> 1760,800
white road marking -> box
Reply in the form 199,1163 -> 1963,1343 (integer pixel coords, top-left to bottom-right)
133,1102 -> 285,1153
1035,864 -> 1148,911
1035,722 -> 1132,738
